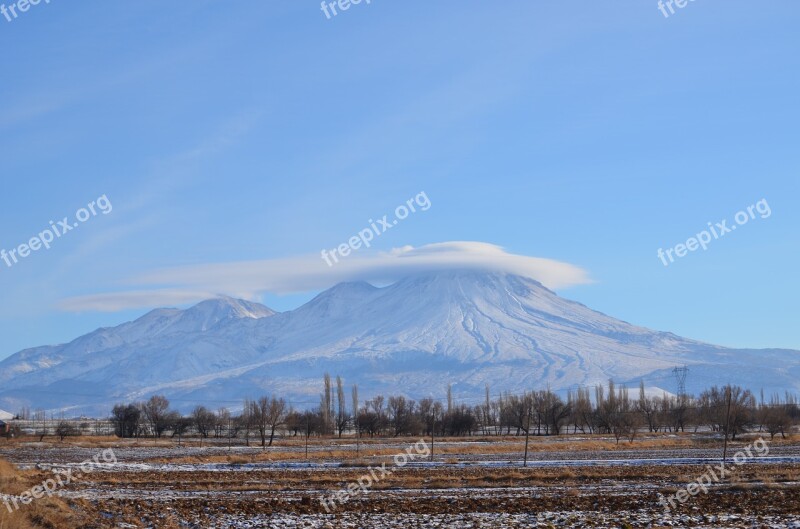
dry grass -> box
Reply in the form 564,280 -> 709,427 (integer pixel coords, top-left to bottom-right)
139,434 -> 705,465
1,435 -> 170,449
0,458 -> 82,529
5,430 -> 786,459
84,463 -> 786,493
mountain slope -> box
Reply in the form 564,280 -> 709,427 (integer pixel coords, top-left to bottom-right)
0,271 -> 797,414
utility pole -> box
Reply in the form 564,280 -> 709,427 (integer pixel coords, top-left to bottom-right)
430,414 -> 435,462
352,384 -> 360,459
523,407 -> 532,467
305,415 -> 310,460
722,385 -> 733,463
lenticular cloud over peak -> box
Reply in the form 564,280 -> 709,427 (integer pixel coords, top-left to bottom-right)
59,241 -> 592,312
382,242 -> 591,289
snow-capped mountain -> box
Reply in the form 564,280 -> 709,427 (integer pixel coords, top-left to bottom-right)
0,271 -> 798,415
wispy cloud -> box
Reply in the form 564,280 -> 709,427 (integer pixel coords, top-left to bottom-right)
59,241 -> 592,312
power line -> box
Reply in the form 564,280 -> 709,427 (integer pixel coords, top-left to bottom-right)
673,366 -> 689,397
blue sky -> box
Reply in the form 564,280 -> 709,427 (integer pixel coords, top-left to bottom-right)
0,0 -> 798,360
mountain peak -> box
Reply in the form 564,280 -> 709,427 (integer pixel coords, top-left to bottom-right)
187,297 -> 275,319
180,297 -> 276,331
294,281 -> 379,319
109,297 -> 276,340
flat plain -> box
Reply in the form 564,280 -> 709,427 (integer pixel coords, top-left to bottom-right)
1,434 -> 799,528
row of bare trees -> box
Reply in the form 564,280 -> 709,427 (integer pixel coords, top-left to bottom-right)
111,395 -> 287,447
108,377 -> 800,442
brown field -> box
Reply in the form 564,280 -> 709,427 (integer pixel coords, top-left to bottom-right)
1,433 -> 799,528
0,457 -> 80,529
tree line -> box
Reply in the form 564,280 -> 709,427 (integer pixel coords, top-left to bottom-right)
108,375 -> 800,443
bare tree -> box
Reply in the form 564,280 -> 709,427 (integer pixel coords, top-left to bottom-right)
568,388 -> 593,434
482,384 -> 496,435
265,397 -> 287,446
239,398 -> 255,446
351,384 -> 359,441
34,408 -> 48,441
251,398 -> 269,448
447,384 -> 453,414
252,396 -> 288,447
112,404 -> 141,438
142,395 -> 171,438
215,408 -> 230,438
700,385 -> 755,440
322,373 -> 333,436
192,406 -> 216,438
638,381 -> 658,432
542,389 -> 571,436
611,385 -> 640,444
336,376 -> 349,438
359,396 -> 388,437
763,395 -> 793,439
169,412 -> 191,439
55,421 -> 79,441
388,396 -> 420,436
418,398 -> 435,436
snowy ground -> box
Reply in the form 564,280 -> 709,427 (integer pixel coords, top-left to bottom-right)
2,436 -> 799,528
184,512 -> 800,529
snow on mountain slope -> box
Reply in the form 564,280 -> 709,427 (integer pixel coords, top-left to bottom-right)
0,297 -> 275,390
0,271 -> 797,415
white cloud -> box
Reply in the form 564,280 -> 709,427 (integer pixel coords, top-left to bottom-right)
59,289 -> 222,313
58,241 -> 592,312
